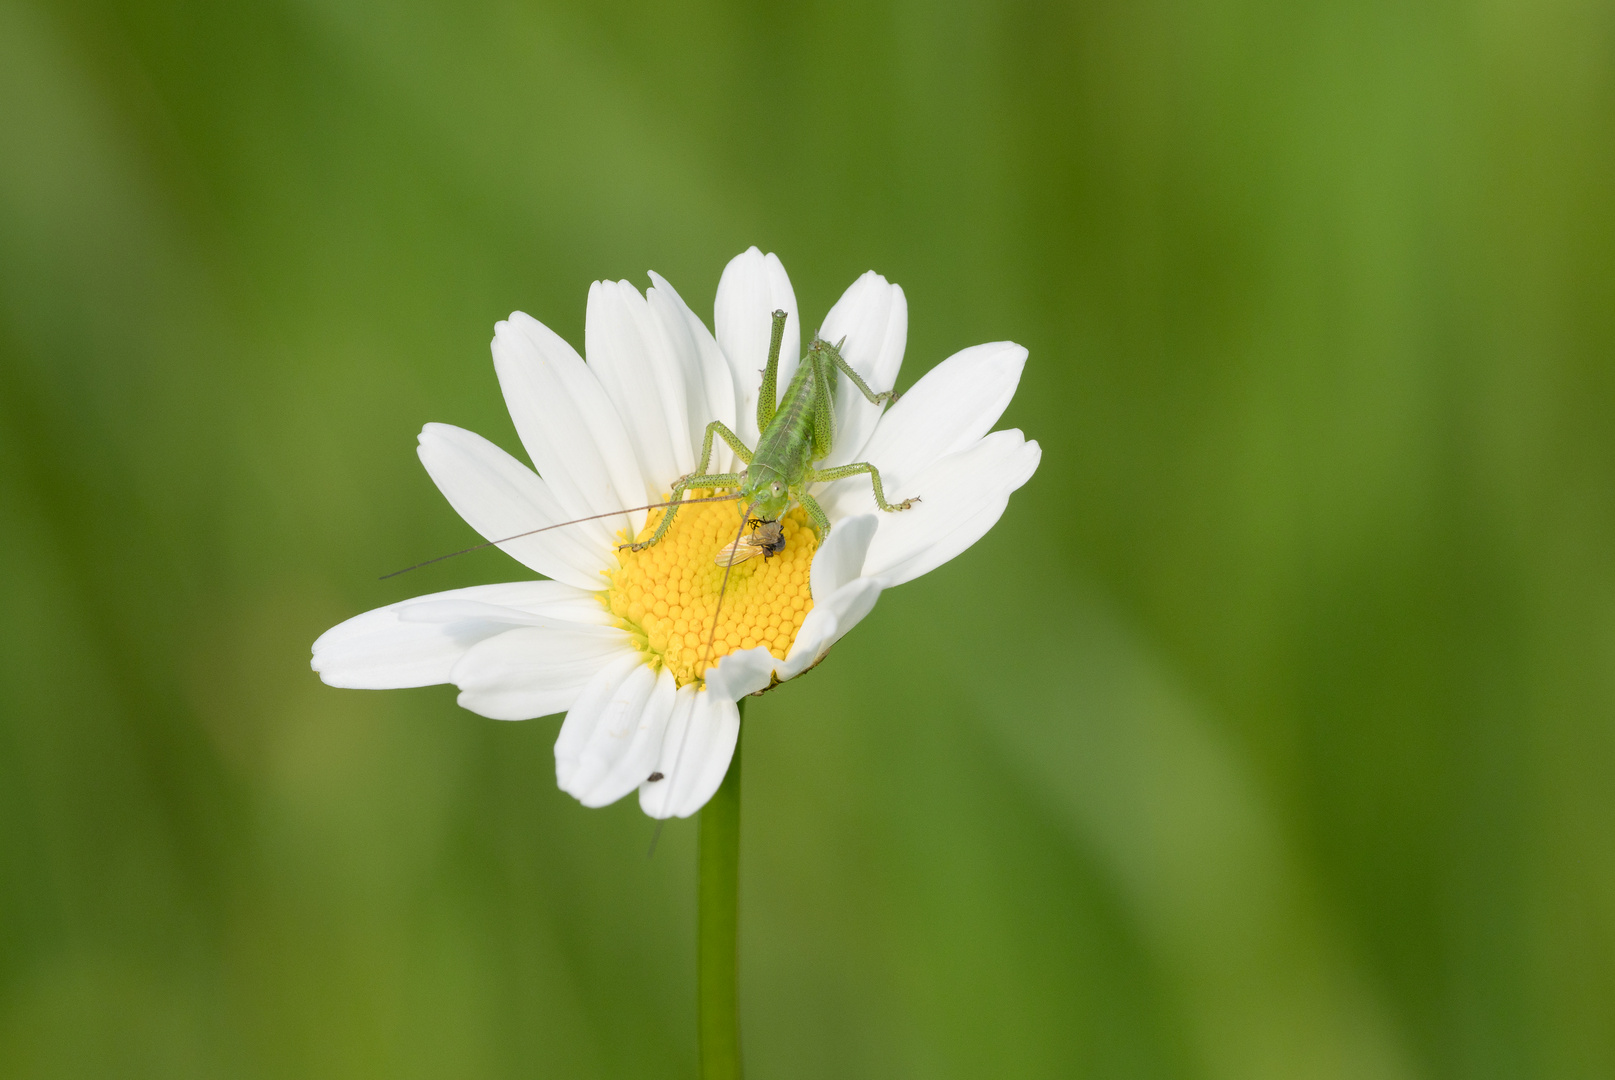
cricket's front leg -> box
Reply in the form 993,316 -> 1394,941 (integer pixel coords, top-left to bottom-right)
823,340 -> 899,407
697,420 -> 753,475
796,490 -> 833,541
623,472 -> 747,552
807,461 -> 918,512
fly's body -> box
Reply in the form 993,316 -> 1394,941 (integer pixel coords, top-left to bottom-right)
713,519 -> 785,567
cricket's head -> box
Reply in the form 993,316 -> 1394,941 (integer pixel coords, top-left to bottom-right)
739,465 -> 792,524
807,336 -> 846,358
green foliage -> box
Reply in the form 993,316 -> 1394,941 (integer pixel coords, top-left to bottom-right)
2,0 -> 1613,1076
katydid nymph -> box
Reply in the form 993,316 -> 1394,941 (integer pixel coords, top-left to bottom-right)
632,307 -> 917,676
630,308 -> 917,557
618,306 -> 917,804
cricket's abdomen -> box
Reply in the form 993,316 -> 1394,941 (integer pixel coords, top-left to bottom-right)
752,360 -> 820,482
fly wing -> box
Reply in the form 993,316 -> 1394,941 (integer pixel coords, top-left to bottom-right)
714,537 -> 764,567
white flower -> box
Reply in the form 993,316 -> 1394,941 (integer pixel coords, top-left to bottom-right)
311,248 -> 1040,818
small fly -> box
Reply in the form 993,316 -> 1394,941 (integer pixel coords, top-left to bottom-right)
713,519 -> 786,567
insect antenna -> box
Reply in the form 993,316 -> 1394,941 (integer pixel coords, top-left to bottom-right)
704,499 -> 758,675
650,495 -> 760,820
379,492 -> 745,580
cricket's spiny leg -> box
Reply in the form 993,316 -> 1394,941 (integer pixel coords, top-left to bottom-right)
697,420 -> 753,474
822,339 -> 899,406
809,351 -> 835,459
755,310 -> 788,433
808,461 -> 918,512
624,472 -> 746,551
796,490 -> 833,540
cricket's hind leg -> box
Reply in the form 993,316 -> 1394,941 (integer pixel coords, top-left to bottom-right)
807,461 -> 918,513
819,339 -> 899,406
623,472 -> 746,552
756,310 -> 789,432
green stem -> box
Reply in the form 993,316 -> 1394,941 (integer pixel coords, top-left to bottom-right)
698,699 -> 744,1080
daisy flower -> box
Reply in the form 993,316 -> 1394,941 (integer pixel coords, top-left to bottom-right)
311,248 -> 1040,818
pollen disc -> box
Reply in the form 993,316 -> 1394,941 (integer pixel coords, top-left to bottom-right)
602,493 -> 817,687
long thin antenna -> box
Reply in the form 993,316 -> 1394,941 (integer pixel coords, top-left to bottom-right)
703,502 -> 755,675
380,493 -> 745,580
654,496 -> 758,819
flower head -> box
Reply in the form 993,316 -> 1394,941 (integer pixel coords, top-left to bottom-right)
311,248 -> 1040,818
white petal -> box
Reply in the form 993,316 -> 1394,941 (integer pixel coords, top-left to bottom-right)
778,576 -> 883,680
810,513 -> 877,599
707,646 -> 776,701
416,423 -> 611,591
585,280 -> 695,491
862,430 -> 1042,588
556,661 -> 677,808
396,598 -> 598,629
585,666 -> 679,806
449,622 -> 631,721
714,248 -> 799,451
492,313 -> 649,541
554,652 -> 645,777
816,272 -> 908,468
639,687 -> 739,819
648,271 -> 739,474
311,581 -> 609,689
818,341 -> 1027,522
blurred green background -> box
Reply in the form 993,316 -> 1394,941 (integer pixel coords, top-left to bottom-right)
2,0 -> 1613,1076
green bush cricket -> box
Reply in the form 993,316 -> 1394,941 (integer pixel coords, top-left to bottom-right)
625,306 -> 917,806
628,308 -> 918,563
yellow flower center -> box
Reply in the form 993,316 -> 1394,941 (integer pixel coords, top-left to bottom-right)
602,493 -> 818,687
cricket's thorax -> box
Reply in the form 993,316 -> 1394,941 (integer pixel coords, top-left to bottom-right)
603,492 -> 818,687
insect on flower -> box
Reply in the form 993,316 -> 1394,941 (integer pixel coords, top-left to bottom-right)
312,248 -> 1040,818
714,519 -> 786,567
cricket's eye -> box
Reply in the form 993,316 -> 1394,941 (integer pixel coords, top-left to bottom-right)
772,482 -> 783,495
